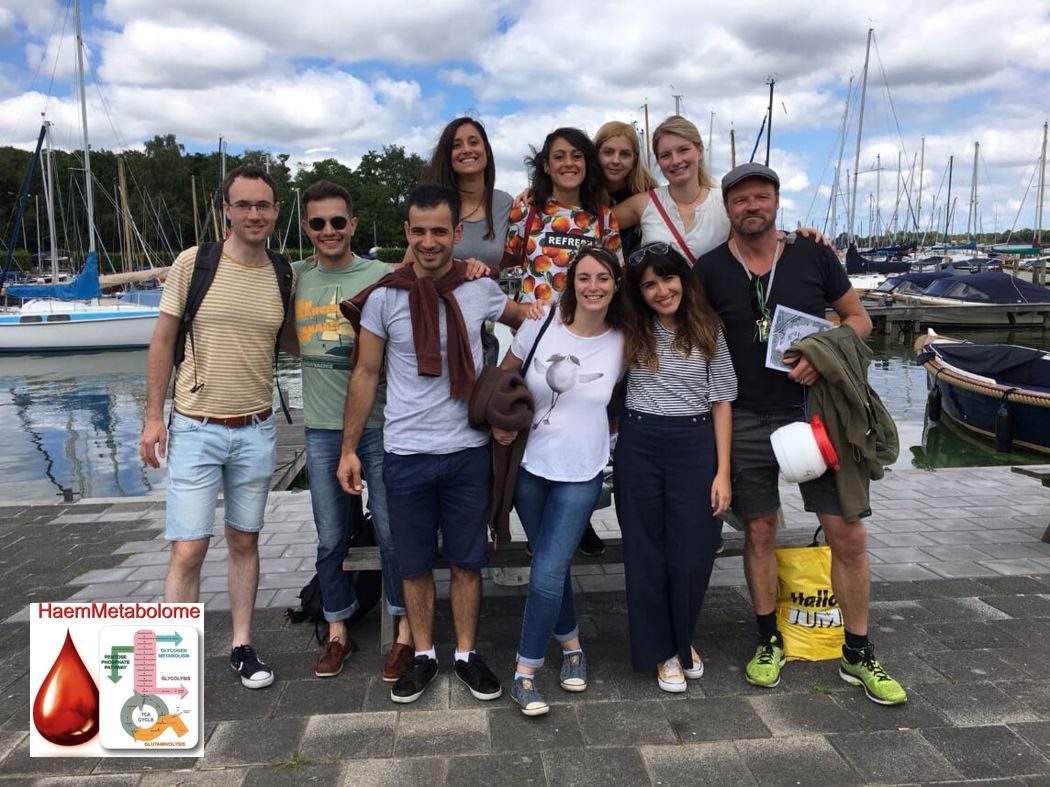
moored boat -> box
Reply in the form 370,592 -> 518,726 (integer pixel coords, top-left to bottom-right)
915,331 -> 1050,455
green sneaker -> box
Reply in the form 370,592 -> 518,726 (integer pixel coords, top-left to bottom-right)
745,635 -> 785,688
839,645 -> 907,706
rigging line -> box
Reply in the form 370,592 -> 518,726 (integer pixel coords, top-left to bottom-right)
871,33 -> 912,167
977,146 -> 1000,235
1004,157 -> 1039,244
6,4 -> 68,147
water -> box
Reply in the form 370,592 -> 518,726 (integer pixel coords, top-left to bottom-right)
0,330 -> 1046,503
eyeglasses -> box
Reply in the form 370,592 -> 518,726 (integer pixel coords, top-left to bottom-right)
627,242 -> 670,267
307,216 -> 350,231
228,201 -> 276,214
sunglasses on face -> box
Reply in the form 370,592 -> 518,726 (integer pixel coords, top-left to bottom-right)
307,216 -> 351,231
627,242 -> 670,267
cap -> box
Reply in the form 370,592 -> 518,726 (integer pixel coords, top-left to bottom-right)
721,162 -> 780,200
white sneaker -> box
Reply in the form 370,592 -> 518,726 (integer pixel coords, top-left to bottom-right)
684,646 -> 704,680
657,656 -> 687,693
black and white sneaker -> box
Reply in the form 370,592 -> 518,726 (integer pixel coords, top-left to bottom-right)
391,655 -> 439,704
454,653 -> 503,700
230,644 -> 274,689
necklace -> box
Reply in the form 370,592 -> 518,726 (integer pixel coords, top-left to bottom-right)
670,186 -> 703,206
459,192 -> 484,221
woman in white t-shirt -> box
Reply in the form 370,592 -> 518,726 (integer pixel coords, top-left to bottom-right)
495,246 -> 625,716
615,242 -> 737,694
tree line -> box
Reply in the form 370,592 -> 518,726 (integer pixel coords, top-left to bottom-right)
0,133 -> 425,272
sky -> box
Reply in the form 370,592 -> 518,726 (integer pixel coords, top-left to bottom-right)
1,0 -> 1048,239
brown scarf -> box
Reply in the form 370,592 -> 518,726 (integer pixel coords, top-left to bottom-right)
340,259 -> 494,400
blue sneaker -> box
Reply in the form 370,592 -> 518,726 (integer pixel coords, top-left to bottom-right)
511,676 -> 549,716
560,651 -> 587,692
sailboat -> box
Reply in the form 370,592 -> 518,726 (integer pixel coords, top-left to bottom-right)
0,0 -> 159,353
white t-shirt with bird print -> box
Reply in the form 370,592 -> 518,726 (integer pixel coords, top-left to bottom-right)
512,310 -> 625,482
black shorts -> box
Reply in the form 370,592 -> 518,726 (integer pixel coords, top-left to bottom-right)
729,407 -> 869,521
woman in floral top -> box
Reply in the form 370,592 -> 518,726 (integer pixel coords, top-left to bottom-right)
502,128 -> 623,303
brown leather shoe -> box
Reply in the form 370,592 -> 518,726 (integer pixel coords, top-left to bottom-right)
382,642 -> 414,683
314,638 -> 353,678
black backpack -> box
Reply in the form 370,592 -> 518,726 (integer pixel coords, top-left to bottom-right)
173,241 -> 294,420
285,495 -> 383,643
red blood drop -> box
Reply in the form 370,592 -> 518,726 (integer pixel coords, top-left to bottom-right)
32,629 -> 99,746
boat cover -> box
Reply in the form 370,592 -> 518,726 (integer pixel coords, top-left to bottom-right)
5,251 -> 102,300
845,244 -> 910,274
920,271 -> 1050,304
925,342 -> 1050,392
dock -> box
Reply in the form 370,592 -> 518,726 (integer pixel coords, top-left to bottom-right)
2,464 -> 1050,782
858,302 -> 1050,333
271,407 -> 306,491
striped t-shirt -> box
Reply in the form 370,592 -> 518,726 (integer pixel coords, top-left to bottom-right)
625,320 -> 738,415
160,247 -> 287,418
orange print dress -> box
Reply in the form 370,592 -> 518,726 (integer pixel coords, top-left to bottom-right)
504,198 -> 622,303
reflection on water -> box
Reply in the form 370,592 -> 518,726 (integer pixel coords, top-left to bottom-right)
0,331 -> 1045,502
0,351 -> 165,501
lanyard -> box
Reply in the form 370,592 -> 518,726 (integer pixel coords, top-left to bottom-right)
730,233 -> 786,301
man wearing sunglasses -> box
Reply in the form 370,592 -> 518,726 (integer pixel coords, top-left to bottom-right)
291,180 -> 417,682
695,163 -> 906,706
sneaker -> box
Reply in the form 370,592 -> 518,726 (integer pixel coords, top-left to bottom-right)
715,537 -> 725,555
382,642 -> 415,683
391,655 -> 438,704
683,646 -> 704,680
454,653 -> 503,701
559,651 -> 587,692
745,635 -> 785,688
314,637 -> 354,678
230,644 -> 274,689
839,645 -> 908,706
511,676 -> 549,716
578,526 -> 605,557
657,656 -> 687,693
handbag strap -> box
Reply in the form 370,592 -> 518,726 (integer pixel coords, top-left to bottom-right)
648,188 -> 696,265
517,205 -> 539,267
521,305 -> 557,374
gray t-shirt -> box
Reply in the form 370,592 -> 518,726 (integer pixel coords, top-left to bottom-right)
361,277 -> 509,455
455,189 -> 513,270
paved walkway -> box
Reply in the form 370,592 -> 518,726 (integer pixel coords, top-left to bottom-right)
1,465 -> 1049,784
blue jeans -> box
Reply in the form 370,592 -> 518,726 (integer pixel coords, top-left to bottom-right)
305,427 -> 404,621
513,467 -> 602,667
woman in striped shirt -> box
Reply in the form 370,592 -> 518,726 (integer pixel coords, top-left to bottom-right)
614,242 -> 737,694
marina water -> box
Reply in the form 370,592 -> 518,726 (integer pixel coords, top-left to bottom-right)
0,329 -> 1046,503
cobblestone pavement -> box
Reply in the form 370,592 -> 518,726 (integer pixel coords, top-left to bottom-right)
1,465 -> 1049,785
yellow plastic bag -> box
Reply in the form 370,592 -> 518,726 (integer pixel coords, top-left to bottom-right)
775,542 -> 844,661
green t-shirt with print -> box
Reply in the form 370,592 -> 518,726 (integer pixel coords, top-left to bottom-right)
293,255 -> 389,430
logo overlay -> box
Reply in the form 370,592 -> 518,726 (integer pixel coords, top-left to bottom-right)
30,602 -> 203,757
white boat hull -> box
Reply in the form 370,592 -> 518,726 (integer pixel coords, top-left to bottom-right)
0,299 -> 158,352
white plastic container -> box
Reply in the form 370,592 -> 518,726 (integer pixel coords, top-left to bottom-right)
770,415 -> 839,483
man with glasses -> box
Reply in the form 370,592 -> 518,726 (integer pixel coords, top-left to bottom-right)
292,180 -> 415,682
695,163 -> 906,706
142,164 -> 293,691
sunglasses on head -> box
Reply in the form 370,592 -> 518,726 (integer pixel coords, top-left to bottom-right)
307,216 -> 350,231
627,242 -> 670,267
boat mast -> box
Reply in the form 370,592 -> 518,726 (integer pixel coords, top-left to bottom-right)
875,153 -> 881,241
73,0 -> 95,255
1037,121 -> 1047,248
967,141 -> 979,243
848,28 -> 873,245
917,136 -> 925,232
831,75 -> 853,246
944,155 -> 954,244
43,123 -> 59,281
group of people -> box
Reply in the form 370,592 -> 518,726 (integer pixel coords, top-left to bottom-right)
139,113 -> 907,717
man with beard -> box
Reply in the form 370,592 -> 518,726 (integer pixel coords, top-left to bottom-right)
695,163 -> 906,706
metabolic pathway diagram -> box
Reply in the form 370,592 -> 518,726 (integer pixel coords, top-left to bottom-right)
98,626 -> 199,751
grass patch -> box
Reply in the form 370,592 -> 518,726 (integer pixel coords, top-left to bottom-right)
810,684 -> 833,696
274,752 -> 313,769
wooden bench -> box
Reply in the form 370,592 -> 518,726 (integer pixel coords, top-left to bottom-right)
1011,466 -> 1050,542
344,514 -> 817,651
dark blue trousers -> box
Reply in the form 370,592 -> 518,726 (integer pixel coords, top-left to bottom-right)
613,409 -> 721,672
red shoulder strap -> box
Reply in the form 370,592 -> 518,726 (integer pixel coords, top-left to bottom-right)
648,189 -> 696,266
517,205 -> 539,267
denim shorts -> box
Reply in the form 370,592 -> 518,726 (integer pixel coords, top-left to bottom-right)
382,445 -> 491,578
164,411 -> 277,540
730,407 -> 866,520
